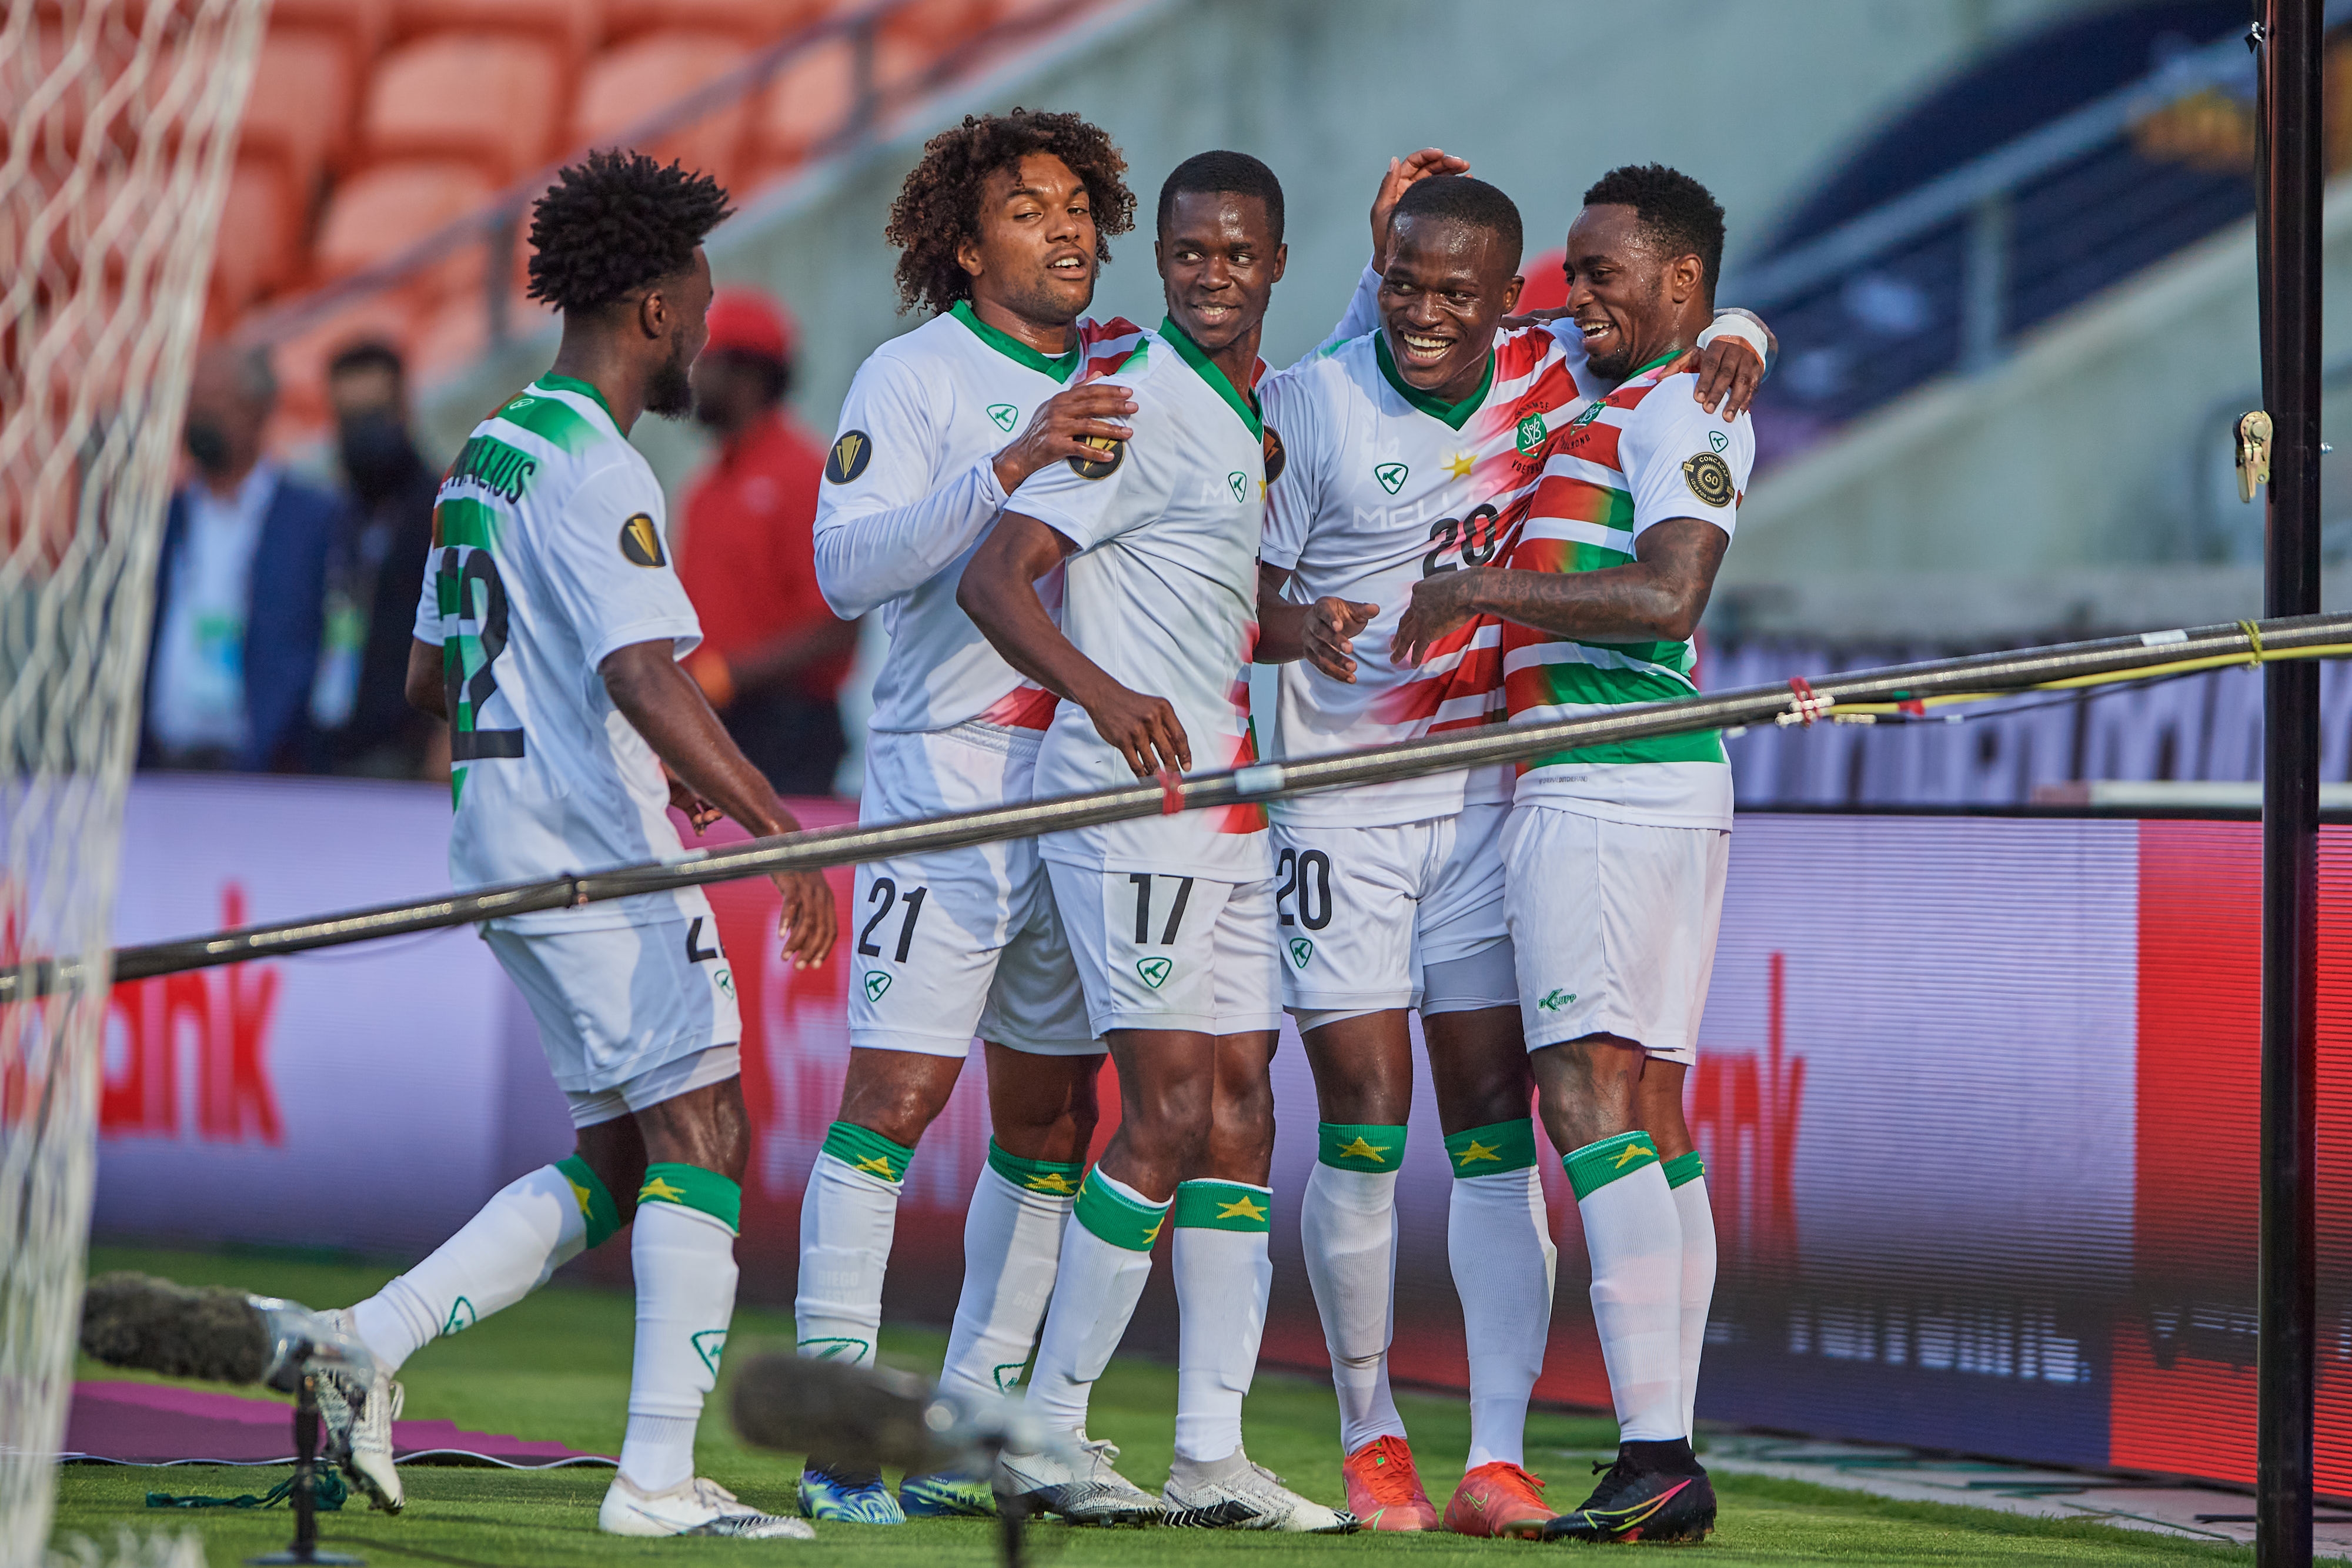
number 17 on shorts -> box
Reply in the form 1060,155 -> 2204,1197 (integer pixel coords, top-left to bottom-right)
1044,862 -> 1282,1038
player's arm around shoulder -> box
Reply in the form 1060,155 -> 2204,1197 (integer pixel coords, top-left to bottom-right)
1253,363 -> 1375,678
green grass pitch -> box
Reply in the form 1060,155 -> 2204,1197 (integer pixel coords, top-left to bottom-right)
54,1246 -> 2247,1566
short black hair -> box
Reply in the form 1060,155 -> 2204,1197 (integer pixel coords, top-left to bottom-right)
886,109 -> 1134,316
526,148 -> 734,315
1390,174 -> 1522,272
1581,163 -> 1725,303
1157,150 -> 1284,244
326,339 -> 404,382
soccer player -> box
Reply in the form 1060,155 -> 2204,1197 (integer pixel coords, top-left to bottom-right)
958,151 -> 1349,1533
327,149 -> 837,1540
795,109 -> 1148,1524
1392,163 -> 1755,1546
1255,166 -> 1766,1537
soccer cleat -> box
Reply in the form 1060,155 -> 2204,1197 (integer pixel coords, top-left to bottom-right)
995,1434 -> 1164,1526
600,1473 -> 816,1538
1441,1460 -> 1551,1539
799,1464 -> 906,1524
898,1468 -> 997,1517
1539,1446 -> 1716,1544
318,1308 -> 403,1514
1341,1435 -> 1438,1531
1162,1449 -> 1359,1533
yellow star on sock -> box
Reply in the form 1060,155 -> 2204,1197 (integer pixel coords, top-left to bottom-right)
1334,1135 -> 1391,1164
853,1155 -> 898,1179
1611,1141 -> 1654,1170
1216,1194 -> 1269,1223
1454,1139 -> 1502,1167
1025,1172 -> 1077,1195
640,1174 -> 687,1203
566,1176 -> 594,1217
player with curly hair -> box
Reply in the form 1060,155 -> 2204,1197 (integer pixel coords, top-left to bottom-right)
326,148 -> 835,1541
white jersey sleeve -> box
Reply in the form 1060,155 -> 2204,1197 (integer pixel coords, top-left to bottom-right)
1257,363 -> 1327,573
411,549 -> 443,646
1004,415 -> 1158,553
812,350 -> 1011,620
538,457 -> 702,671
1616,375 -> 1753,545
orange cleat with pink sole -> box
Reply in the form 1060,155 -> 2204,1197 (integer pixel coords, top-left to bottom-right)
1341,1436 -> 1438,1532
1442,1460 -> 1552,1539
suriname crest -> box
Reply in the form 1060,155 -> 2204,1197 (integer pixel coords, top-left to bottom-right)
1682,450 -> 1735,507
1136,956 -> 1174,989
1288,937 -> 1314,969
1374,461 -> 1409,495
1515,411 -> 1548,453
863,971 -> 891,1002
988,403 -> 1019,432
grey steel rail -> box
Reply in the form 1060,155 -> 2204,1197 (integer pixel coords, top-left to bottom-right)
4,612 -> 2348,1004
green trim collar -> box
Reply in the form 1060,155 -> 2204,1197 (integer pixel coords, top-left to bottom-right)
950,299 -> 1081,382
532,373 -> 617,423
1160,315 -> 1263,439
1374,331 -> 1493,431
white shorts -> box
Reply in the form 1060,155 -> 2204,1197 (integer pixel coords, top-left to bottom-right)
1501,804 -> 1729,1065
559,1045 -> 743,1129
485,892 -> 743,1107
1271,803 -> 1511,1015
1044,862 -> 1284,1038
849,722 -> 1099,1058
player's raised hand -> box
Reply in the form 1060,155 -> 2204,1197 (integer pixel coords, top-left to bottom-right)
1392,569 -> 1485,667
1370,148 -> 1472,269
1083,682 -> 1191,777
1303,597 -> 1380,683
771,868 -> 836,969
1667,330 -> 1768,419
991,383 -> 1137,493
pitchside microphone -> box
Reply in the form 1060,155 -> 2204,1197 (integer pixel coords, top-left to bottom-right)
728,1352 -> 1071,1475
79,1272 -> 377,1393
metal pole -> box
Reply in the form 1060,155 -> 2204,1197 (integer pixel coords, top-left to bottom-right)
2258,2 -> 2323,1564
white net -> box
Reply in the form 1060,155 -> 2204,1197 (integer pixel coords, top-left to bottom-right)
1,1 -> 268,1561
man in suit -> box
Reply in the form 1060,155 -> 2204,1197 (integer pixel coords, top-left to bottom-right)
143,343 -> 342,773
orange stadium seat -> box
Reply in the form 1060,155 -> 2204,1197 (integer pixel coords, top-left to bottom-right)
238,28 -> 359,196
267,0 -> 394,77
879,0 -> 999,49
313,160 -> 498,305
571,32 -> 753,188
391,0 -> 603,70
361,34 -> 566,185
208,158 -> 305,316
603,0 -> 827,44
748,32 -> 858,169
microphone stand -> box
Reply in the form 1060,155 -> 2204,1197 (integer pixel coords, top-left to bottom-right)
248,1370 -> 362,1566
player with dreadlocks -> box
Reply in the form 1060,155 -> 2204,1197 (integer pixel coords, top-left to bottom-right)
323,148 -> 836,1540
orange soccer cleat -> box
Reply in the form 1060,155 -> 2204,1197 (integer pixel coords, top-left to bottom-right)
1340,1435 -> 1439,1531
1442,1460 -> 1553,1539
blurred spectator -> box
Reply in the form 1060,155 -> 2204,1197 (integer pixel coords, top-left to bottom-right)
677,287 -> 857,796
142,343 -> 339,773
310,340 -> 443,778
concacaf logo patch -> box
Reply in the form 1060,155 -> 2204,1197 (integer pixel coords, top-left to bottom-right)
1261,423 -> 1287,484
1068,432 -> 1125,479
1682,450 -> 1735,508
826,429 -> 873,484
619,513 -> 666,567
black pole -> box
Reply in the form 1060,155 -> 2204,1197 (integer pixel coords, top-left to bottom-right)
2257,3 -> 2323,1565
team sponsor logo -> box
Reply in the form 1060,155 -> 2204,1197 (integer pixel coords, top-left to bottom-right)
1261,423 -> 1286,484
1682,450 -> 1735,507
1135,955 -> 1174,989
1374,461 -> 1409,494
987,403 -> 1018,432
1709,428 -> 1731,454
863,971 -> 891,1002
619,512 -> 666,567
1068,431 -> 1125,479
826,429 -> 873,483
1515,410 -> 1548,453
713,969 -> 736,1001
1539,987 -> 1576,1011
1227,471 -> 1249,503
1288,937 -> 1314,969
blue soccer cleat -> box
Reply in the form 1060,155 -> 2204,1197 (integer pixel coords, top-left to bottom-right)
799,1464 -> 906,1524
898,1469 -> 998,1517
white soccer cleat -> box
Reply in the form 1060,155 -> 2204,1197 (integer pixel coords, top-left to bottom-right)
995,1433 -> 1164,1526
599,1473 -> 816,1539
1163,1449 -> 1359,1533
319,1308 -> 403,1514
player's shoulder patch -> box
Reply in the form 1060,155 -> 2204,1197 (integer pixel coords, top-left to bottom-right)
1681,449 -> 1735,508
1261,423 -> 1286,486
619,512 -> 667,567
1067,432 -> 1124,479
826,429 -> 873,484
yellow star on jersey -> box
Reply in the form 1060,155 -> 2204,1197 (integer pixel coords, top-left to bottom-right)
853,1155 -> 898,1179
1334,1135 -> 1392,1164
640,1175 -> 687,1203
1454,1139 -> 1503,1168
1217,1194 -> 1269,1223
1025,1172 -> 1078,1195
1445,450 -> 1476,480
1612,1142 -> 1655,1170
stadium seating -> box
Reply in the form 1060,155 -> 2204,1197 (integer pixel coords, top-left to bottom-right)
313,160 -> 497,295
390,0 -> 603,71
209,158 -> 305,318
236,28 -> 359,197
266,0 -> 393,79
603,0 -> 830,44
361,33 -> 567,185
569,31 -> 753,192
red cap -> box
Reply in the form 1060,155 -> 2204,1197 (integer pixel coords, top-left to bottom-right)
703,286 -> 796,363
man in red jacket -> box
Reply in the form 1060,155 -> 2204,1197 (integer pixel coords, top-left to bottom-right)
679,287 -> 859,795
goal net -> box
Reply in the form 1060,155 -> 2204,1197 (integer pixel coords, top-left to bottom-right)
1,2 -> 268,1561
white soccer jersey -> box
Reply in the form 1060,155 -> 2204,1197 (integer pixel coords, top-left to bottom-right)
1259,321 -> 1593,827
409,375 -> 708,932
1008,319 -> 1272,882
814,302 -> 1145,735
